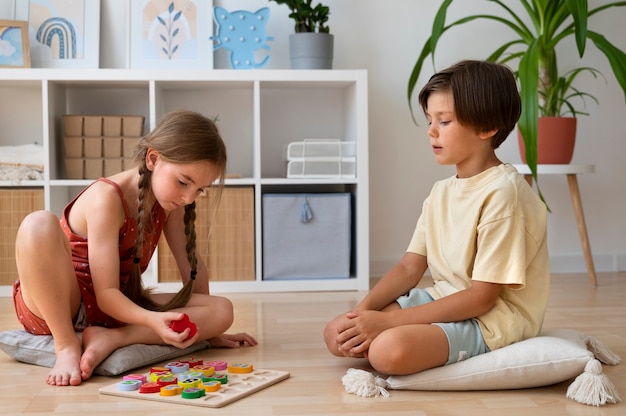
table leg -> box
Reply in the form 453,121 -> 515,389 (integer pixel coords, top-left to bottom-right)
566,174 -> 598,286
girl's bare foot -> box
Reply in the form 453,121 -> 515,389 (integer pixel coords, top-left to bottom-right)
80,326 -> 120,381
47,338 -> 83,386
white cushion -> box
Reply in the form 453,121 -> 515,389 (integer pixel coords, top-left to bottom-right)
343,329 -> 622,406
386,329 -> 593,390
0,329 -> 210,376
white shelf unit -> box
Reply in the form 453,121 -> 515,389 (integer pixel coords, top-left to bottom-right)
0,69 -> 369,295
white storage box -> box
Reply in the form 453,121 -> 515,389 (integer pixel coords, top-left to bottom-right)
286,139 -> 356,159
285,139 -> 357,178
287,159 -> 356,178
262,193 -> 352,280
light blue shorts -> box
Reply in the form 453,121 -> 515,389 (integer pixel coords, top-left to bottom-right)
396,287 -> 490,365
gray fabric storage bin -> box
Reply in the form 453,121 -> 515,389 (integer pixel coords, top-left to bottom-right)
262,193 -> 351,280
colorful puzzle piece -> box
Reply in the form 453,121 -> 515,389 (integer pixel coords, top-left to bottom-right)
100,359 -> 289,408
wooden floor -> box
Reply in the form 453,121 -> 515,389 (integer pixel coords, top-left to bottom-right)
1,272 -> 625,415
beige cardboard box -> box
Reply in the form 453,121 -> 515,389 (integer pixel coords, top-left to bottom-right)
84,159 -> 103,178
64,115 -> 83,137
103,116 -> 122,136
104,158 -> 124,176
122,116 -> 144,136
83,116 -> 103,136
83,137 -> 102,158
103,137 -> 122,157
64,137 -> 83,158
65,158 -> 84,179
122,137 -> 141,157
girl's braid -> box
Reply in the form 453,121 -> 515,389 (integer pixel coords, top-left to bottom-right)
184,202 -> 198,276
125,149 -> 160,309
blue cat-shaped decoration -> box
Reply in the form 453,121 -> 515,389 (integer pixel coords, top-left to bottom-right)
211,6 -> 273,69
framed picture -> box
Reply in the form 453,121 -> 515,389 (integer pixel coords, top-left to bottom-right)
0,20 -> 31,68
15,0 -> 100,69
130,0 -> 213,69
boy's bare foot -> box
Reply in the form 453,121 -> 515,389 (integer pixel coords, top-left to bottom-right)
47,339 -> 83,386
80,326 -> 119,381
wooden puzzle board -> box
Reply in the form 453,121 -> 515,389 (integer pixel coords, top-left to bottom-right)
99,369 -> 290,408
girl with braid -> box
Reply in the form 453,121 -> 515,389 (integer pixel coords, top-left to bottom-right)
13,110 -> 256,386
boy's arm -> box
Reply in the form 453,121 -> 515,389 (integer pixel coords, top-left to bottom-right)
389,279 -> 502,326
339,280 -> 501,355
356,252 -> 428,311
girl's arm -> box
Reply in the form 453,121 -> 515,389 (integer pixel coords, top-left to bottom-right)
76,183 -> 156,327
356,252 -> 428,311
162,207 -> 210,294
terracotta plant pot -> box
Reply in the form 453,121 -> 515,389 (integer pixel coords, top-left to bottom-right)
518,116 -> 577,164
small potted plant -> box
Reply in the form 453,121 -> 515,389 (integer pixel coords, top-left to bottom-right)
407,0 -> 626,197
269,0 -> 333,69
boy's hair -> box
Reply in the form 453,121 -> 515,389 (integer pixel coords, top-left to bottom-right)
418,60 -> 521,148
128,109 -> 227,311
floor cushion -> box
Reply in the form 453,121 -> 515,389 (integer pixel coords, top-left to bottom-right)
0,329 -> 210,376
342,329 -> 621,406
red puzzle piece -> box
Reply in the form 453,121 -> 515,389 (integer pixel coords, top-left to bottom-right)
170,313 -> 198,341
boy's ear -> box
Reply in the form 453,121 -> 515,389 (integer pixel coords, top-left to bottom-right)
479,129 -> 498,140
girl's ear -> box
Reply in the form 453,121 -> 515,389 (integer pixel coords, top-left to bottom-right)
145,149 -> 159,171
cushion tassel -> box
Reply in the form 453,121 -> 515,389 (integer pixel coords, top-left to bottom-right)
585,335 -> 621,365
566,359 -> 622,406
342,368 -> 390,398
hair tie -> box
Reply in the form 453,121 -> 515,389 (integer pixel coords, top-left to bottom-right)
134,257 -> 141,264
190,270 -> 197,281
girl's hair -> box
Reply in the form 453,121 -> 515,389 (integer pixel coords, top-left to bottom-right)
127,109 -> 227,311
418,60 -> 521,148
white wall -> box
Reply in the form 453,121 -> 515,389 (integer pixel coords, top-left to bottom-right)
4,0 -> 625,276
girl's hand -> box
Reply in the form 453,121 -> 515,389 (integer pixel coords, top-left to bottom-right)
209,332 -> 258,348
156,312 -> 200,348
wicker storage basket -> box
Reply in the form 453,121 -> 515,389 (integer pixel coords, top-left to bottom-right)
0,189 -> 44,286
158,187 -> 255,282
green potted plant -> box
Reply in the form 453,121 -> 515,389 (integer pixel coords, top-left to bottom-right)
269,0 -> 333,69
407,0 -> 626,194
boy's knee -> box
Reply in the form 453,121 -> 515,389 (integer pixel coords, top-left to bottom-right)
323,318 -> 343,356
368,330 -> 407,374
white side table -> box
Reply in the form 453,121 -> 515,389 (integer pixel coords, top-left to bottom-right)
513,164 -> 597,286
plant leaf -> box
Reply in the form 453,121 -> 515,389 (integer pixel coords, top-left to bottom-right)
518,40 -> 545,203
564,0 -> 588,56
587,31 -> 626,105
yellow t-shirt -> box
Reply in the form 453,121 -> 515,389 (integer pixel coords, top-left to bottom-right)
407,164 -> 550,351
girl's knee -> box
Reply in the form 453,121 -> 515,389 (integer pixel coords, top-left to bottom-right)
17,211 -> 61,243
211,296 -> 234,331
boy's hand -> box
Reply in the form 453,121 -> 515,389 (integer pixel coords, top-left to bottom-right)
336,310 -> 389,356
